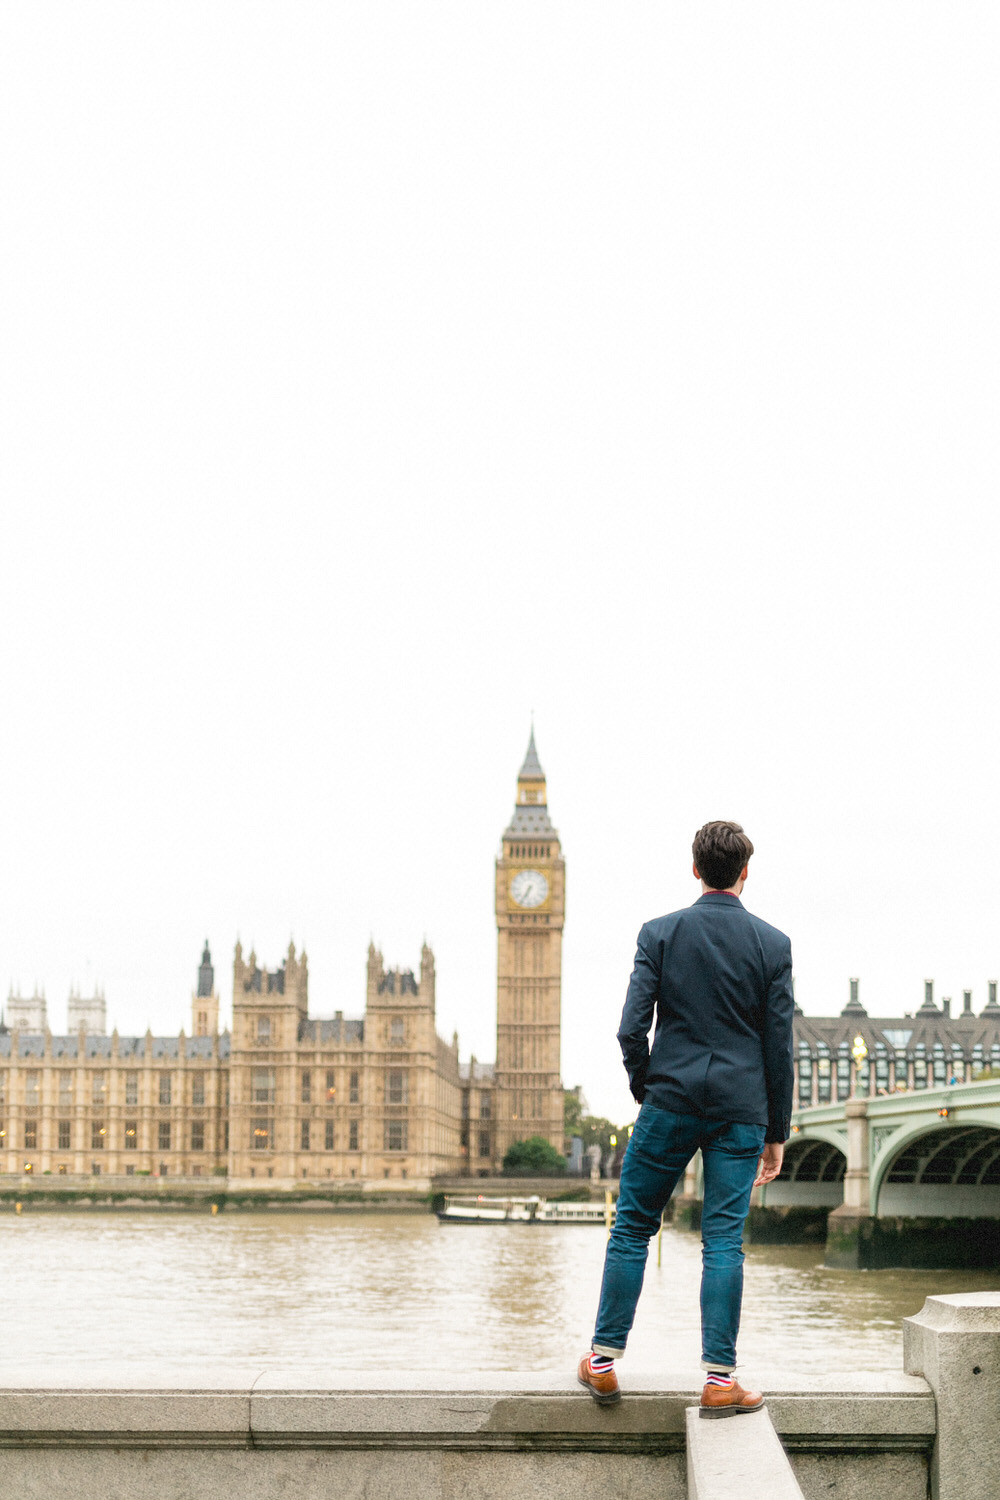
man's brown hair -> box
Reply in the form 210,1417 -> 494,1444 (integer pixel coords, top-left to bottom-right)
692,821 -> 754,891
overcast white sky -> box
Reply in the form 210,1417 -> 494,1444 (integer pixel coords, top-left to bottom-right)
2,5 -> 999,1123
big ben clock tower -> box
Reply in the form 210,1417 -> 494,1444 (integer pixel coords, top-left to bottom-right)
494,730 -> 565,1164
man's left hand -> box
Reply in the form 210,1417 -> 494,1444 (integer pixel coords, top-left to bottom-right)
754,1142 -> 784,1186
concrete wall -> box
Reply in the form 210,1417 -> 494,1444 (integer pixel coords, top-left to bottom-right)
0,1370 -> 933,1500
877,1182 -> 1000,1217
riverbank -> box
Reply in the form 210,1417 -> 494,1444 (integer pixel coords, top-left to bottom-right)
0,1174 -> 612,1213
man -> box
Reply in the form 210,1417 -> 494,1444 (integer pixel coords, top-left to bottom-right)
578,820 -> 794,1418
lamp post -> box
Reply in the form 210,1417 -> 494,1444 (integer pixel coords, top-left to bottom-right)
851,1034 -> 868,1096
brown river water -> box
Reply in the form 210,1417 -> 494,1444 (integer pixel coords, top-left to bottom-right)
0,1212 -> 995,1379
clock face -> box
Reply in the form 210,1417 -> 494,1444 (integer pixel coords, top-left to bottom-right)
511,869 -> 549,908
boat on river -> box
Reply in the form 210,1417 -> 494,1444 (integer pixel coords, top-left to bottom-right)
436,1193 -> 615,1226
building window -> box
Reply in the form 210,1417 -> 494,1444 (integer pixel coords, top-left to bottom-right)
385,1069 -> 407,1105
479,1095 -> 491,1120
349,1071 -> 359,1104
817,1048 -> 831,1104
125,1072 -> 138,1106
326,1070 -> 336,1101
479,1131 -> 491,1157
252,1068 -> 275,1104
25,1071 -> 40,1107
836,1049 -> 851,1102
191,1122 -> 205,1152
325,1121 -> 334,1150
390,1017 -> 404,1045
91,1122 -> 106,1150
159,1073 -> 172,1106
24,1119 -> 38,1149
914,1048 -> 927,1087
257,1015 -> 271,1043
875,1045 -> 889,1092
384,1120 -> 407,1152
58,1071 -> 73,1105
58,1120 -> 71,1150
300,1119 -> 310,1151
252,1120 -> 271,1151
158,1122 -> 171,1151
191,1072 -> 205,1107
301,1071 -> 312,1104
223,1121 -> 229,1151
124,1122 -> 137,1150
348,1120 -> 359,1151
196,1010 -> 208,1036
797,1044 -> 813,1107
92,1071 -> 106,1106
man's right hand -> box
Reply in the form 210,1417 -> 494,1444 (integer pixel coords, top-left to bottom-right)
753,1142 -> 784,1186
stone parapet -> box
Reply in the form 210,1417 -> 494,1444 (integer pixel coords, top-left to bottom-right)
0,1369 -> 934,1500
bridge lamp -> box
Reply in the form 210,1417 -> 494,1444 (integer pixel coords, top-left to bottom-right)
850,1035 -> 868,1096
938,1107 -> 950,1118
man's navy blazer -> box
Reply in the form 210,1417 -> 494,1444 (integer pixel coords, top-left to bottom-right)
617,893 -> 795,1143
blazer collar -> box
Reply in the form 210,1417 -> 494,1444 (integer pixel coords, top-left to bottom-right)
695,892 -> 744,909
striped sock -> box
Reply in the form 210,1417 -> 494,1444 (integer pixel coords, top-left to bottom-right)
589,1353 -> 614,1374
705,1371 -> 734,1389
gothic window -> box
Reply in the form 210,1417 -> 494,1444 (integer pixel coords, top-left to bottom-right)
875,1043 -> 889,1093
92,1072 -> 107,1106
58,1120 -> 71,1150
125,1072 -> 138,1106
191,1073 -> 205,1107
348,1120 -> 359,1151
816,1046 -> 831,1104
326,1071 -> 336,1101
325,1121 -> 334,1150
478,1131 -> 491,1157
479,1094 -> 491,1119
349,1071 -> 359,1104
301,1071 -> 312,1104
25,1119 -> 38,1149
252,1068 -> 275,1104
158,1122 -> 171,1151
257,1016 -> 271,1043
124,1122 -> 137,1150
913,1046 -> 927,1087
300,1120 -> 310,1151
390,1017 -> 405,1044
159,1073 -> 172,1106
385,1120 -> 407,1151
25,1071 -> 40,1107
58,1071 -> 73,1104
251,1120 -> 271,1150
797,1043 -> 813,1107
385,1070 -> 407,1105
191,1122 -> 205,1151
836,1046 -> 851,1101
91,1122 -> 105,1150
932,1043 -> 947,1086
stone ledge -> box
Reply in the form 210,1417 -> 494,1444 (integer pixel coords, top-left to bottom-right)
0,1369 -> 935,1453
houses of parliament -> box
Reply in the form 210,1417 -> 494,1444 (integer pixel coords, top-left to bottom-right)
0,735 -> 566,1187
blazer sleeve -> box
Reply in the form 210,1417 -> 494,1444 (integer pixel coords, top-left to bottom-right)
763,940 -> 795,1143
616,924 -> 659,1103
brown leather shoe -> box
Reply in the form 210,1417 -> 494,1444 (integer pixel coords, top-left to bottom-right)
698,1379 -> 765,1418
577,1354 -> 621,1405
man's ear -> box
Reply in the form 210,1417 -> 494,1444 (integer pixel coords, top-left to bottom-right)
692,862 -> 701,881
739,865 -> 749,884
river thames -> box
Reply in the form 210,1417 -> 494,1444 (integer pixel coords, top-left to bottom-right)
0,1212 -> 994,1376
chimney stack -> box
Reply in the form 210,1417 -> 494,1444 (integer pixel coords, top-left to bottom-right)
963,990 -> 973,1014
942,997 -> 951,1018
925,979 -> 934,1007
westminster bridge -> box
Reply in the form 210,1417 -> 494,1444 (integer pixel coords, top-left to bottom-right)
747,1076 -> 1000,1265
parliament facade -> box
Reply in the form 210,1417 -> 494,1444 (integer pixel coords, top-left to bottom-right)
0,735 -> 566,1187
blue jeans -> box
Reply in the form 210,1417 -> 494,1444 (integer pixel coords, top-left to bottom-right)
592,1103 -> 765,1370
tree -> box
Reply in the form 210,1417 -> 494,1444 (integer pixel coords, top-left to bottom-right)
502,1135 -> 567,1176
